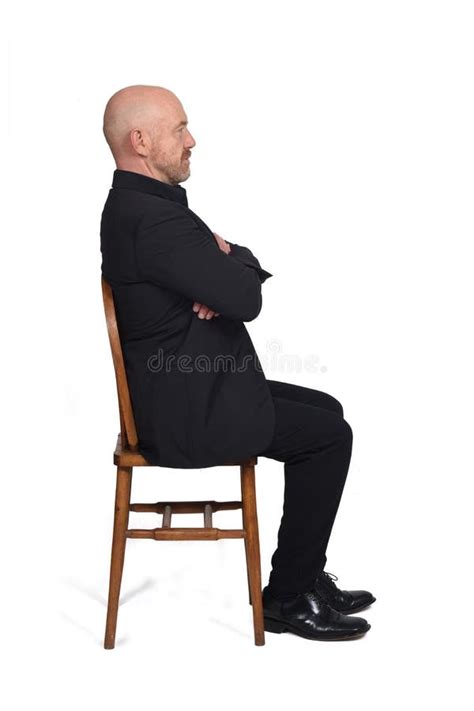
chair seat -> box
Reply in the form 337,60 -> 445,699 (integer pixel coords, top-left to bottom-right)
113,434 -> 258,467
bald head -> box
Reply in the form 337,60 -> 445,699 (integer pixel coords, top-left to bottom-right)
102,84 -> 196,185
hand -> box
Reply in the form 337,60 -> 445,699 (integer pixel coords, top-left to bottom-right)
192,302 -> 220,319
212,231 -> 231,254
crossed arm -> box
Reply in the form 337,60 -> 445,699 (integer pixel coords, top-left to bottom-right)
135,206 -> 273,322
192,231 -> 271,320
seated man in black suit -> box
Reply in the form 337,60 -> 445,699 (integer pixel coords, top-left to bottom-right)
101,84 -> 375,642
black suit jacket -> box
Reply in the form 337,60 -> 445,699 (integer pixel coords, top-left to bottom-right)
100,169 -> 276,467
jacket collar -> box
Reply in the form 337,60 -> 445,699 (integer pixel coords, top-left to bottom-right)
112,169 -> 188,207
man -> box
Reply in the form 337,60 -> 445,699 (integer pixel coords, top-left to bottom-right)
101,84 -> 375,642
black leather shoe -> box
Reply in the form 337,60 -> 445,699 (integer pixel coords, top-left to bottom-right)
313,571 -> 376,614
262,586 -> 371,641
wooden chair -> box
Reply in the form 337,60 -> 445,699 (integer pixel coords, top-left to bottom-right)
101,276 -> 266,648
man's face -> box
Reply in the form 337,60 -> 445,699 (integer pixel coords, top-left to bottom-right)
148,99 -> 196,185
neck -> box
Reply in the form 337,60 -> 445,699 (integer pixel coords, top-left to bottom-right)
115,158 -> 173,185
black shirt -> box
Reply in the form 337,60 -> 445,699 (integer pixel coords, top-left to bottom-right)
100,169 -> 276,467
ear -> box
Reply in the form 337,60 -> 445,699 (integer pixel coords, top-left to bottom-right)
129,128 -> 149,157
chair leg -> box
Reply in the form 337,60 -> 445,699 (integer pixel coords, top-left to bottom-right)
242,506 -> 253,606
104,466 -> 133,649
240,463 -> 265,646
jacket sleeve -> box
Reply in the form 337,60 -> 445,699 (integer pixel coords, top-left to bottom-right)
134,207 -> 266,322
226,241 -> 274,284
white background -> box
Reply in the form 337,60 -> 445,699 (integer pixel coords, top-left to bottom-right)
3,1 -> 473,708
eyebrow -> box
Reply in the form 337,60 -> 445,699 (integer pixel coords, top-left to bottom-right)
176,120 -> 188,128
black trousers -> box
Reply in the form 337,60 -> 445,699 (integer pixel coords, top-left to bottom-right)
259,379 -> 353,599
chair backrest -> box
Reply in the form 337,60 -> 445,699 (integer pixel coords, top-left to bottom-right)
101,276 -> 139,452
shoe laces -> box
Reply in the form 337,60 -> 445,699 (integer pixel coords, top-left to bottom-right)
304,587 -> 331,607
318,570 -> 340,593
